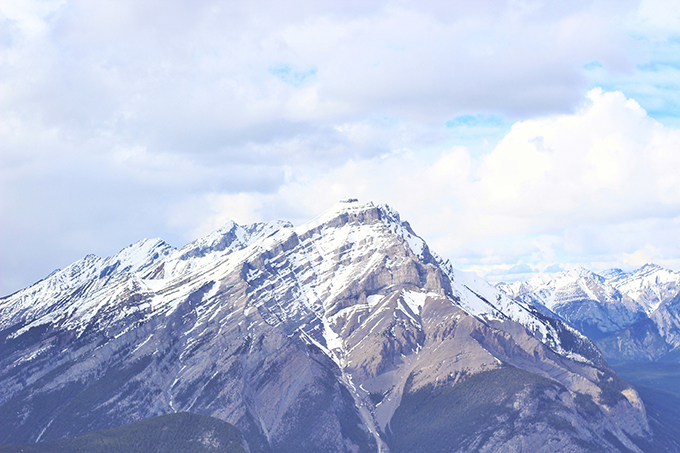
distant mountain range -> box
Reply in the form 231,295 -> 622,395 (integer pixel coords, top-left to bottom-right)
497,265 -> 680,363
1,199 -> 676,452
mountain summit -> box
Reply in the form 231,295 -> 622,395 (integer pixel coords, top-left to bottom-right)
0,200 -> 659,452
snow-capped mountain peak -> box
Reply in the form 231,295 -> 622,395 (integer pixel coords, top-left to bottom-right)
0,200 -> 651,452
498,263 -> 680,363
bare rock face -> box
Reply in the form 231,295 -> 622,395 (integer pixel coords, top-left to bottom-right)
0,200 -> 659,452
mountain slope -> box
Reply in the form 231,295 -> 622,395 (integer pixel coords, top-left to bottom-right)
0,199 -> 656,452
0,412 -> 247,453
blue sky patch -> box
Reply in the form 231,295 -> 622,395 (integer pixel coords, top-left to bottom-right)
583,61 -> 603,71
269,64 -> 317,87
446,114 -> 505,128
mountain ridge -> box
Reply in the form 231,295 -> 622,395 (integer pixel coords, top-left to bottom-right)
0,199 -> 660,452
497,264 -> 680,362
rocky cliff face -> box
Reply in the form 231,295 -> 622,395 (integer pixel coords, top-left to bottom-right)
0,200 -> 657,452
498,265 -> 680,363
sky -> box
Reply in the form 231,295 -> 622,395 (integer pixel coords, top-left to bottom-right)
2,0 -> 680,295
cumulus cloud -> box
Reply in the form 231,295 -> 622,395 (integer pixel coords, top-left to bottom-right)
476,89 -> 680,223
188,89 -> 680,281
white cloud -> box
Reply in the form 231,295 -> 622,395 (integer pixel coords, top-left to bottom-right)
2,0 -> 680,295
1,0 -> 641,150
632,0 -> 680,36
186,89 -> 680,282
474,89 -> 680,223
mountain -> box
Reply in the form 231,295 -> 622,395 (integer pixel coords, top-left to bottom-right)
0,412 -> 247,453
0,199 -> 662,452
497,265 -> 680,362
